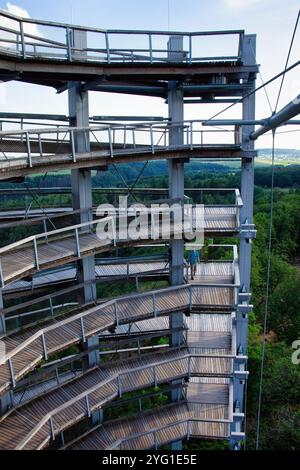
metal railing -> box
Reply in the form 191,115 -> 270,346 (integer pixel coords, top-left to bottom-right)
14,352 -> 236,450
0,278 -> 239,393
109,414 -> 232,450
0,10 -> 244,64
0,200 -> 242,286
0,120 -> 240,168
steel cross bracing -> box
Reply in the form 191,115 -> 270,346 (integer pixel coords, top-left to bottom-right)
0,11 -> 257,450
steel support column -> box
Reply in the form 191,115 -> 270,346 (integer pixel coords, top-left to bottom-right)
82,335 -> 100,368
231,34 -> 256,448
68,29 -> 96,304
168,36 -> 184,451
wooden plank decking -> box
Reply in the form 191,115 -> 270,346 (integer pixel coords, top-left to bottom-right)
0,142 -> 255,181
0,335 -> 234,450
0,283 -> 236,394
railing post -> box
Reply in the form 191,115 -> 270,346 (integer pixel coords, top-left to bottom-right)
187,420 -> 190,440
49,297 -> 54,317
8,358 -> 16,388
188,355 -> 191,379
41,332 -> 48,360
117,375 -> 122,397
114,302 -> 119,327
85,393 -> 91,417
19,21 -> 26,59
111,217 -> 117,246
43,219 -> 48,242
66,27 -> 72,61
152,292 -> 157,318
150,124 -> 154,154
154,431 -> 158,450
75,228 -> 81,257
105,33 -> 110,64
33,238 -> 40,270
49,416 -> 55,440
26,132 -> 32,168
108,127 -> 114,158
80,316 -> 86,342
149,34 -> 153,63
38,133 -> 43,158
70,130 -> 76,162
0,258 -> 4,288
190,121 -> 193,150
189,35 -> 192,64
132,128 -> 136,148
189,285 -> 192,311
153,366 -> 157,387
123,125 -> 127,148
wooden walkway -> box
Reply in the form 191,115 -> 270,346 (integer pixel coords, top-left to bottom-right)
3,260 -> 233,294
67,383 -> 231,450
0,282 -> 237,394
0,216 -> 239,286
0,338 -> 234,450
0,142 -> 254,181
0,121 -> 252,181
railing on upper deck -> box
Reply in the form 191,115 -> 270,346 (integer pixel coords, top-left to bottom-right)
0,10 -> 244,64
0,121 -> 241,173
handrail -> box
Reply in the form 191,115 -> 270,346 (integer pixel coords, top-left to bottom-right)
0,280 -> 238,395
0,10 -> 244,36
0,119 -> 236,137
14,350 -> 236,450
0,205 -> 241,287
0,215 -> 114,255
0,10 -> 244,64
108,415 -> 232,450
0,121 -> 241,176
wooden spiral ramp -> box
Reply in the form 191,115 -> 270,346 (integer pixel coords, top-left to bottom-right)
0,9 -> 256,450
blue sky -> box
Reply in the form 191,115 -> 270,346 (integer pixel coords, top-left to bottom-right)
1,0 -> 300,149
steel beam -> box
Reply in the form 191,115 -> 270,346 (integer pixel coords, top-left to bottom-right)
250,96 -> 300,139
91,115 -> 167,122
203,119 -> 300,126
91,84 -> 166,97
0,112 -> 68,121
168,36 -> 185,451
231,34 -> 256,449
68,29 -> 96,304
184,98 -> 240,104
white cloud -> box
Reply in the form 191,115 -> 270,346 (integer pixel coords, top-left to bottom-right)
6,2 -> 31,19
224,0 -> 264,8
0,3 -> 43,46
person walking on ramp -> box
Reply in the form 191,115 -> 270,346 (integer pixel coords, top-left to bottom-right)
188,248 -> 200,280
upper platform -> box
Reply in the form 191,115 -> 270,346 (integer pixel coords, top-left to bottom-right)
0,10 -> 258,93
